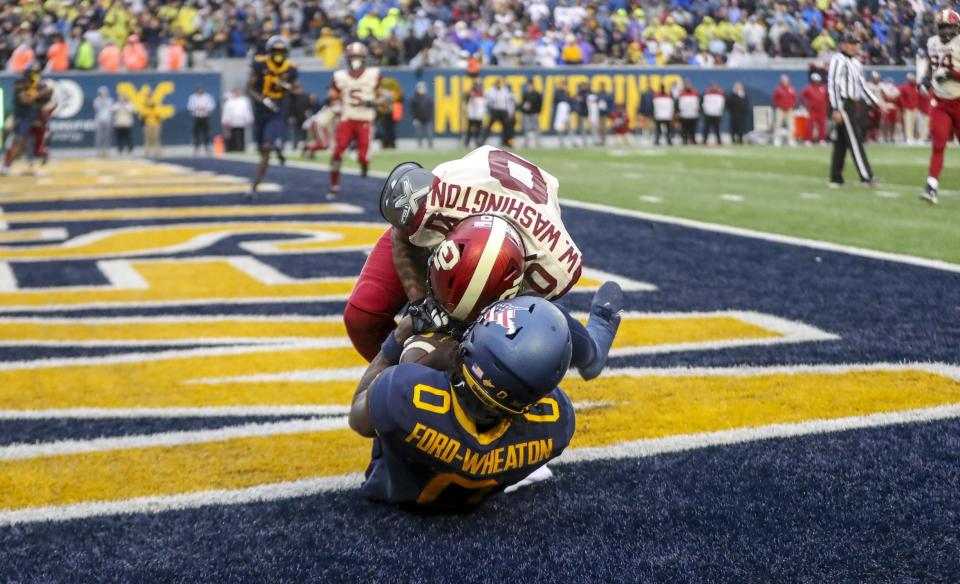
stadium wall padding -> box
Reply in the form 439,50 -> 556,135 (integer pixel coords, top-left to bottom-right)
1,67 -> 912,145
0,71 -> 221,149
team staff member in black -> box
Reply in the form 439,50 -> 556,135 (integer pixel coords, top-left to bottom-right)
828,33 -> 880,187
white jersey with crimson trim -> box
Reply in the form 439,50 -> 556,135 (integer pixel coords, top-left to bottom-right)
927,35 -> 960,100
408,146 -> 583,300
332,67 -> 381,122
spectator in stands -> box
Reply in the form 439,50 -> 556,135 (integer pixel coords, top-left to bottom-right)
482,78 -> 515,147
46,33 -> 68,72
93,86 -> 113,158
771,74 -> 797,147
111,93 -> 136,155
702,81 -> 726,145
801,73 -> 829,144
164,37 -> 187,71
652,82 -> 675,146
867,37 -> 891,66
811,28 -> 836,57
74,31 -> 97,71
464,79 -> 486,148
315,28 -> 343,69
122,34 -> 148,71
187,86 -> 216,155
98,39 -> 121,72
899,73 -> 921,145
0,1 -> 944,73
222,88 -> 254,153
7,24 -> 34,73
410,81 -> 434,149
561,34 -> 583,65
520,79 -> 543,148
677,79 -> 700,145
727,82 -> 750,145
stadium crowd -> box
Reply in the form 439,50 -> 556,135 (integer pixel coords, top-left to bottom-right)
0,0 -> 945,73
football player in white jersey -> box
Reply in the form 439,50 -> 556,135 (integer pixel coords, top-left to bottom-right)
921,8 -> 960,204
344,146 -> 622,382
327,42 -> 381,199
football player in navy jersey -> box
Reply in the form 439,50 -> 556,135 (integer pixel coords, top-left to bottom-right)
247,35 -> 301,196
2,64 -> 51,175
349,296 -> 577,509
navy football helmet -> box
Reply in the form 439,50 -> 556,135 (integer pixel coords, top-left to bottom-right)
457,296 -> 572,415
266,35 -> 290,64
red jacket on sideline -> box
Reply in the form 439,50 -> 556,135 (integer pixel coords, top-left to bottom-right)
800,83 -> 828,113
898,82 -> 920,110
772,84 -> 797,110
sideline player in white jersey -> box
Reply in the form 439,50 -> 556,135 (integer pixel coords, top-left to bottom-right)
920,8 -> 960,204
326,42 -> 380,199
344,146 -> 622,383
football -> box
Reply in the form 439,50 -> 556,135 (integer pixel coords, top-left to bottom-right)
399,333 -> 458,370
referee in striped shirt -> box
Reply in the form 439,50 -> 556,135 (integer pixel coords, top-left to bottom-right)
828,33 -> 880,187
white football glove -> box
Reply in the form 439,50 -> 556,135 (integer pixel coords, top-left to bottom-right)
262,97 -> 279,112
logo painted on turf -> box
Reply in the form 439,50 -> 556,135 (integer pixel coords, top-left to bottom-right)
1,159 -> 957,526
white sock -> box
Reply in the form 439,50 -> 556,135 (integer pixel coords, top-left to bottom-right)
927,177 -> 939,190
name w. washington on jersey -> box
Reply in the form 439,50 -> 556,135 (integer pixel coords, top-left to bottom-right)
408,146 -> 583,299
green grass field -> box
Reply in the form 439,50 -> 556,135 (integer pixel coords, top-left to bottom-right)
294,144 -> 960,264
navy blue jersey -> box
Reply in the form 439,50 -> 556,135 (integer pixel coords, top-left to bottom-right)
13,78 -> 39,119
362,364 -> 575,508
250,55 -> 298,117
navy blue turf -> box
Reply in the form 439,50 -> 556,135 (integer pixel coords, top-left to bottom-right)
2,419 -> 958,582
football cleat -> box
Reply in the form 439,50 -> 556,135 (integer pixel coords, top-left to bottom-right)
578,281 -> 624,381
325,185 -> 340,200
920,185 -> 939,205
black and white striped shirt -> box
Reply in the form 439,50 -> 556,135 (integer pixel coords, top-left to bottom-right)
827,52 -> 879,110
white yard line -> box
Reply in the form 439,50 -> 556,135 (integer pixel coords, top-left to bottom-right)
560,199 -> 960,274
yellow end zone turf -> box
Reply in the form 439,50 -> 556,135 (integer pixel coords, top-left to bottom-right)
1,368 -> 958,511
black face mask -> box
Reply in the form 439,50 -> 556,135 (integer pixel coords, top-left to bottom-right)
271,52 -> 286,65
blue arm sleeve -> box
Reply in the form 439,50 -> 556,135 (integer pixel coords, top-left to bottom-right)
367,367 -> 400,436
556,305 -> 597,369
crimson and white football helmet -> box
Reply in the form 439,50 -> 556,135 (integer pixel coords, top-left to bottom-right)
429,215 -> 526,322
346,42 -> 368,72
937,9 -> 960,43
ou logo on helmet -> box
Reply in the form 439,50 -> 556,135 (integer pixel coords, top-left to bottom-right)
50,79 -> 84,118
434,240 -> 460,270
